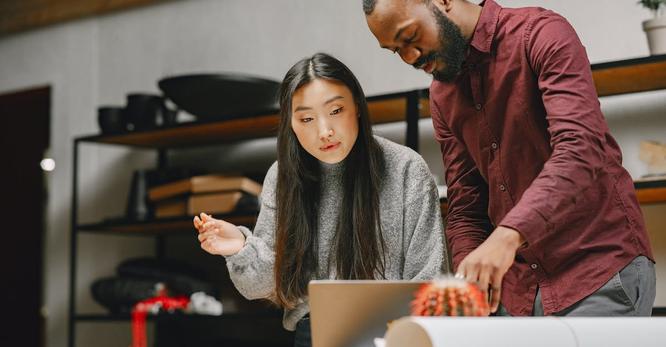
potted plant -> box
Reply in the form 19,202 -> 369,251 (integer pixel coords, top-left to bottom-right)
640,0 -> 666,54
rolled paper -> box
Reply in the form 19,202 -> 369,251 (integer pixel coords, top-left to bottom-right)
385,316 -> 666,347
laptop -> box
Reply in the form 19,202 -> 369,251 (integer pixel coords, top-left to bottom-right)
308,280 -> 427,347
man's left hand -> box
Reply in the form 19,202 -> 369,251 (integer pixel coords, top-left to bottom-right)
456,226 -> 525,313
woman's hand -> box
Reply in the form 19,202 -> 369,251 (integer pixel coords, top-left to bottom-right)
193,212 -> 246,256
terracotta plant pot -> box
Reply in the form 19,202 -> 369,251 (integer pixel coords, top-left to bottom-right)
643,16 -> 666,55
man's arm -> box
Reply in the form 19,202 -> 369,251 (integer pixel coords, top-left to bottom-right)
430,98 -> 493,271
457,12 -> 609,313
498,12 -> 608,246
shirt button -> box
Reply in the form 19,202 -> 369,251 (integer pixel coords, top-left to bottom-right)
491,142 -> 498,150
475,103 -> 482,111
499,184 -> 506,191
530,263 -> 538,270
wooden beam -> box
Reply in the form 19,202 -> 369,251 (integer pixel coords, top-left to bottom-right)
636,187 -> 666,205
0,0 -> 173,36
592,55 -> 666,97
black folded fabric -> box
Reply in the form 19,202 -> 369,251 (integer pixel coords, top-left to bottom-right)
117,257 -> 216,296
91,277 -> 160,314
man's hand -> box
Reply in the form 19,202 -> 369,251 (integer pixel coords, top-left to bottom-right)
193,212 -> 246,256
456,226 -> 525,313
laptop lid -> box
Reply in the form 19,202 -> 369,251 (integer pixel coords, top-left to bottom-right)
308,280 -> 426,347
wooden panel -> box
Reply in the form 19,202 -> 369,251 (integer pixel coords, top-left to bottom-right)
79,214 -> 257,235
367,97 -> 431,122
0,0 -> 173,35
592,56 -> 666,97
91,113 -> 281,148
440,200 -> 448,218
636,187 -> 666,204
80,94 -> 431,148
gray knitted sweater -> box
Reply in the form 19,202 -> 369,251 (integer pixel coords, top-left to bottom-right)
225,136 -> 448,331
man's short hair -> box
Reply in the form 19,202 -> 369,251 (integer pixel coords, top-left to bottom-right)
363,0 -> 378,15
364,0 -> 431,15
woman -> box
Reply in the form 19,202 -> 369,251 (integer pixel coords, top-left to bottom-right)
194,53 -> 448,347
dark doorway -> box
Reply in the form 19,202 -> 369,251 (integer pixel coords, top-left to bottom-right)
0,86 -> 50,347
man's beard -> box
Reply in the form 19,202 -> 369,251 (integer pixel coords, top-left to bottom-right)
414,8 -> 468,82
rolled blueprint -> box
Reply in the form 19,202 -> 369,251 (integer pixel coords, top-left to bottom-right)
384,316 -> 666,347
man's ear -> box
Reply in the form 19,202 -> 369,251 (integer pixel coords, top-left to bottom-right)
431,0 -> 454,13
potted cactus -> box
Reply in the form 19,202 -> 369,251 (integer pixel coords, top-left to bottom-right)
640,0 -> 666,54
410,276 -> 490,317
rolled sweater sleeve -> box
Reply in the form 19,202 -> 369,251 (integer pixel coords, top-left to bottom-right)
401,155 -> 449,278
224,162 -> 278,300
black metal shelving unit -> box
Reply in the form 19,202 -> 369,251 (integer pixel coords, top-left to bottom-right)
67,89 -> 430,347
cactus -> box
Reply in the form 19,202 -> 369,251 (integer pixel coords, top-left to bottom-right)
411,276 -> 490,316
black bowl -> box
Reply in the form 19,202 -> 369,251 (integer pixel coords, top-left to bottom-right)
97,106 -> 128,134
158,73 -> 281,120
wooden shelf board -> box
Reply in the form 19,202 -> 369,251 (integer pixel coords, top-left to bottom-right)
75,311 -> 281,322
79,202 -> 447,234
440,199 -> 448,218
78,214 -> 257,235
77,91 -> 430,149
636,186 -> 666,205
592,54 -> 666,97
75,55 -> 666,148
77,186 -> 644,234
366,94 -> 431,122
79,113 -> 280,148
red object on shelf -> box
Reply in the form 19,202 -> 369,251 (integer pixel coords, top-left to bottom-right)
130,286 -> 189,347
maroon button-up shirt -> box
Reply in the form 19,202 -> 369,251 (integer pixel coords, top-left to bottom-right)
430,0 -> 653,315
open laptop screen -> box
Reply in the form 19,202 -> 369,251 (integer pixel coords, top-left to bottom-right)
308,280 -> 427,347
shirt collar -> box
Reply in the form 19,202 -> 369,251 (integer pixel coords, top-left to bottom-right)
469,0 -> 502,54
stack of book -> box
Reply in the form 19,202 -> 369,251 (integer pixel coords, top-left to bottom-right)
148,175 -> 262,218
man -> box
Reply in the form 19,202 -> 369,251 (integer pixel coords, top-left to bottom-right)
364,0 -> 656,316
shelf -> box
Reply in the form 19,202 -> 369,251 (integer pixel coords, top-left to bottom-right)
636,187 -> 666,204
77,90 -> 430,149
77,213 -> 257,235
591,54 -> 666,97
653,307 -> 666,316
75,307 -> 666,319
75,311 -> 282,322
74,55 -> 666,149
76,183 -> 656,237
77,193 -> 665,237
634,179 -> 666,204
79,201 -> 448,236
75,53 -> 666,149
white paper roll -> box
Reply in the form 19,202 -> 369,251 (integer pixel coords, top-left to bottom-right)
384,317 -> 666,347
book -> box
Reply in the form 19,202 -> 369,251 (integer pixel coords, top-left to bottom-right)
154,191 -> 259,218
148,175 -> 262,202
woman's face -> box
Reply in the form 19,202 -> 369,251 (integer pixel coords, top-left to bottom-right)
290,78 -> 359,164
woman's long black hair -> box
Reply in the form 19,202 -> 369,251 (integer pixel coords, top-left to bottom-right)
274,53 -> 386,309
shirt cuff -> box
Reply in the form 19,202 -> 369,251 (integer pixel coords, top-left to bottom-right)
499,204 -> 552,247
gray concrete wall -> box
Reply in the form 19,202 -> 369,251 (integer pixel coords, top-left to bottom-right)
0,1 -> 664,346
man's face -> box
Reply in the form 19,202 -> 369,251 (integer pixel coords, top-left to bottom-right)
366,0 -> 468,82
